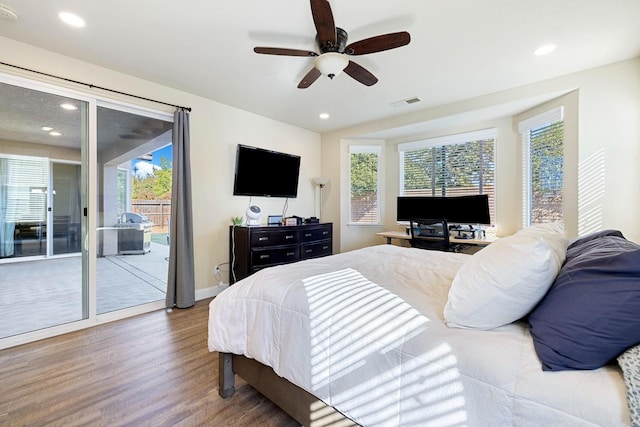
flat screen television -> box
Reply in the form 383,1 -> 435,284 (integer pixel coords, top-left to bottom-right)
397,194 -> 491,225
233,144 -> 301,198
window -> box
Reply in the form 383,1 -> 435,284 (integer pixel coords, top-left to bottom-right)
0,154 -> 48,223
519,107 -> 564,226
349,145 -> 381,224
398,129 -> 496,222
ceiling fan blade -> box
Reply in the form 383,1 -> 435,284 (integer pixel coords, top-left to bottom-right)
310,0 -> 336,48
298,67 -> 322,89
344,61 -> 378,86
254,47 -> 318,57
345,31 -> 411,55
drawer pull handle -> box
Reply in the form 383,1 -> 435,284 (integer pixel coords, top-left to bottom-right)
323,246 -> 329,250
305,249 -> 312,253
260,254 -> 270,259
304,233 -> 312,237
322,231 -> 328,235
286,235 -> 294,239
287,252 -> 295,256
259,237 -> 268,241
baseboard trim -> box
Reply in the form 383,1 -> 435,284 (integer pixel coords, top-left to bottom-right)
196,283 -> 228,301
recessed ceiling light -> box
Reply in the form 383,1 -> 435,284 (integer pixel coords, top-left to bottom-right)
534,44 -> 556,56
58,11 -> 85,28
319,113 -> 330,120
49,131 -> 62,137
41,126 -> 54,131
60,103 -> 78,111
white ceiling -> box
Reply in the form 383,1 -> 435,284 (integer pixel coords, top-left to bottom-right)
0,0 -> 639,136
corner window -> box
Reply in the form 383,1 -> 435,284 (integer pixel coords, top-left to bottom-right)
519,107 -> 564,226
398,129 -> 496,222
349,145 -> 381,225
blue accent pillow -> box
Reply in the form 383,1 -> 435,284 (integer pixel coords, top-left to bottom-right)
528,234 -> 640,371
566,229 -> 624,255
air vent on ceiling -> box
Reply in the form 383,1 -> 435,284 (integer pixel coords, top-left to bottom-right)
0,3 -> 18,22
390,97 -> 421,108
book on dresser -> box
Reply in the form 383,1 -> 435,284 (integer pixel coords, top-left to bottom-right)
229,222 -> 333,283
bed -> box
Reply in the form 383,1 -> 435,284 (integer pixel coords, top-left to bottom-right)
208,225 -> 640,426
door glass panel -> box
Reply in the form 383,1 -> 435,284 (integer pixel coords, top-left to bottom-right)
96,105 -> 172,314
0,155 -> 48,257
0,81 -> 88,339
51,162 -> 82,255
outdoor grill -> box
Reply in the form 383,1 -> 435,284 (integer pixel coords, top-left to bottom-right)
117,213 -> 153,254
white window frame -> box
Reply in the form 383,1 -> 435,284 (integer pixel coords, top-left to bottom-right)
348,145 -> 382,225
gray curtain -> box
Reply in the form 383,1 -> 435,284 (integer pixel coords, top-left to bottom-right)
166,108 -> 195,308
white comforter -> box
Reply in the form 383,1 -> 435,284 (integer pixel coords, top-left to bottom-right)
208,244 -> 630,426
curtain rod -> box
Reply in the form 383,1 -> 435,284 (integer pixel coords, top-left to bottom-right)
0,61 -> 192,112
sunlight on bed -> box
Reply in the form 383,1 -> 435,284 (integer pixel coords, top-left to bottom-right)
303,268 -> 467,426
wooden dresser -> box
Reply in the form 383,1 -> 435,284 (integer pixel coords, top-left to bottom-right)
229,223 -> 333,283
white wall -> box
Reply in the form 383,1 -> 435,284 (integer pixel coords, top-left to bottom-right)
0,36 -> 321,293
321,57 -> 640,251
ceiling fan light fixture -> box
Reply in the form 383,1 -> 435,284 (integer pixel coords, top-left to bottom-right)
0,3 -> 18,22
314,52 -> 349,79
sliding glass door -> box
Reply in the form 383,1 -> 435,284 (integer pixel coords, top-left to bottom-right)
0,76 -> 173,347
0,79 -> 89,339
95,104 -> 173,314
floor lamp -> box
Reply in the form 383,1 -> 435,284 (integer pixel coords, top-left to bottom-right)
312,177 -> 330,221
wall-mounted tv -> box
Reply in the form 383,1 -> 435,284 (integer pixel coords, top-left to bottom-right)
397,194 -> 491,225
233,144 -> 301,198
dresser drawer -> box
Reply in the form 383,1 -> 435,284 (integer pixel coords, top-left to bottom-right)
300,225 -> 332,243
250,229 -> 298,247
231,223 -> 333,284
251,247 -> 300,267
300,241 -> 332,260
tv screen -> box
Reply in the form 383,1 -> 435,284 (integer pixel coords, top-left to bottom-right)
233,144 -> 301,198
397,194 -> 491,225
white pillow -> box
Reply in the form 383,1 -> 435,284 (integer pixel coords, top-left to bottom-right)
443,224 -> 568,330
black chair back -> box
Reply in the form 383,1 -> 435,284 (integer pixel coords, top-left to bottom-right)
409,218 -> 450,252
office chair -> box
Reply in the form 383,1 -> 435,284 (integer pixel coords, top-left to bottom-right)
409,218 -> 451,252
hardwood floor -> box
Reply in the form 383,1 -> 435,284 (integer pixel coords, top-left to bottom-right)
0,298 -> 299,426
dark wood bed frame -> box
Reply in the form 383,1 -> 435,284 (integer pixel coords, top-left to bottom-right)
219,352 -> 358,426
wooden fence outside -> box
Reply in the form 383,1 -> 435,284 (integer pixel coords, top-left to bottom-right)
131,200 -> 171,232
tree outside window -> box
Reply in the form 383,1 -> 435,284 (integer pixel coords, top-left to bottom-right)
527,121 -> 564,224
349,146 -> 381,224
399,129 -> 496,223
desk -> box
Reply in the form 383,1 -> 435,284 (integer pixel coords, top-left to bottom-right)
376,230 -> 497,246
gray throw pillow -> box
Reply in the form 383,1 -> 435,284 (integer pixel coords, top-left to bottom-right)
618,344 -> 640,427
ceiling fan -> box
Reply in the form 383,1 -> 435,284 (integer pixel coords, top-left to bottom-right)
253,0 -> 411,89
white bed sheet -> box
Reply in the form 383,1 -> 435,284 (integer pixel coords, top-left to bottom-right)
208,244 -> 630,426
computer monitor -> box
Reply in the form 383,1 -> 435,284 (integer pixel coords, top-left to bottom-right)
396,194 -> 491,225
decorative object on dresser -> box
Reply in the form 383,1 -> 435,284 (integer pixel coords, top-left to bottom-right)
245,205 -> 261,225
229,223 -> 332,284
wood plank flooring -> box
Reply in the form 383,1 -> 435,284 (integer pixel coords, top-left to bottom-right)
0,298 -> 299,426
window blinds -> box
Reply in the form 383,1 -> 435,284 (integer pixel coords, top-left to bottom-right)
398,129 -> 496,195
0,154 -> 48,222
